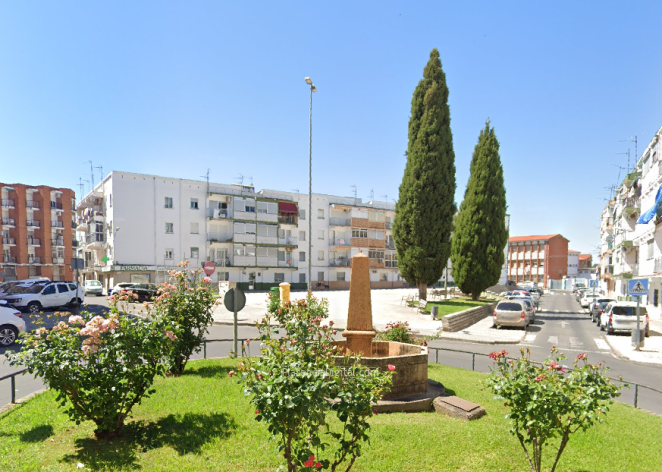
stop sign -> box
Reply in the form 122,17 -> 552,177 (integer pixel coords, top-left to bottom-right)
203,261 -> 216,276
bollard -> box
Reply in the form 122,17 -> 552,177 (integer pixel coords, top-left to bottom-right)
435,348 -> 439,364
472,353 -> 476,371
279,282 -> 291,306
431,306 -> 439,320
634,384 -> 639,408
11,375 -> 16,404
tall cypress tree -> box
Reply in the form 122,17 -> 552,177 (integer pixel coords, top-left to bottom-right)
451,120 -> 508,300
393,48 -> 456,301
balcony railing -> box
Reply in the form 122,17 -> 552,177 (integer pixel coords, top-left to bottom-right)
26,201 -> 40,209
207,208 -> 231,219
27,256 -> 41,264
86,233 -> 105,244
655,258 -> 662,273
278,237 -> 298,246
328,239 -> 350,247
1,199 -> 15,207
51,221 -> 64,228
50,201 -> 63,210
207,235 -> 233,243
72,240 -> 79,248
330,259 -> 350,267
2,237 -> 16,245
1,218 -> 14,226
278,215 -> 298,225
52,257 -> 65,265
1,255 -> 16,263
385,222 -> 393,229
329,217 -> 351,226
26,220 -> 40,228
278,260 -> 298,268
27,238 -> 41,246
52,239 -> 65,247
385,242 -> 395,250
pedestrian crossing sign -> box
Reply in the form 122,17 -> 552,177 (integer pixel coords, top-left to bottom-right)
628,279 -> 649,295
589,280 -> 597,288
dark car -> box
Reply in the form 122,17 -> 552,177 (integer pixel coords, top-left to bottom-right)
127,283 -> 159,302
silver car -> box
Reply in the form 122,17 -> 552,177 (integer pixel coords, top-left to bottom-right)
599,302 -> 650,337
493,300 -> 530,329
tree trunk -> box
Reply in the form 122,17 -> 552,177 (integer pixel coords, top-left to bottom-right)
471,292 -> 479,301
418,284 -> 427,301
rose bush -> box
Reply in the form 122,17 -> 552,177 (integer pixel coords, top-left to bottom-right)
6,295 -> 175,439
236,293 -> 393,471
150,261 -> 217,376
485,347 -> 622,472
374,320 -> 428,346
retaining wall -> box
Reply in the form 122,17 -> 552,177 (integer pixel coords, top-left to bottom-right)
441,303 -> 497,332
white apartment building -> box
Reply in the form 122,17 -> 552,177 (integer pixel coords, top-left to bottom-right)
599,123 -> 662,320
567,250 -> 579,277
75,171 -> 407,293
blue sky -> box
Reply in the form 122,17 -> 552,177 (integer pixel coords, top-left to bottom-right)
2,1 -> 662,256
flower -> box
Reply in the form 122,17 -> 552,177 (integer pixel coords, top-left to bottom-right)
304,460 -> 314,467
228,370 -> 235,377
255,409 -> 260,415
315,462 -> 322,469
533,374 -> 546,382
373,408 -> 378,415
203,277 -> 212,283
245,339 -> 251,345
163,330 -> 177,341
68,315 -> 84,325
577,353 -> 587,361
329,320 -> 334,326
387,364 -> 396,371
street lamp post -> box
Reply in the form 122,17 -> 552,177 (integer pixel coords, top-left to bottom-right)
305,77 -> 317,290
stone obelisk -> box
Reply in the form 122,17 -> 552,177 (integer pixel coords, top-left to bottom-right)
342,253 -> 376,356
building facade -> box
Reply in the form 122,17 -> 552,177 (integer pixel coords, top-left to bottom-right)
507,234 -> 569,288
75,172 -> 407,293
567,249 -> 580,277
1,183 -> 76,282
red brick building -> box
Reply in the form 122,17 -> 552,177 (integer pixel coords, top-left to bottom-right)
578,254 -> 592,269
1,183 -> 76,282
507,234 -> 569,288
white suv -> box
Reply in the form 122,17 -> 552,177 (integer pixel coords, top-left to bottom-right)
0,300 -> 25,346
599,301 -> 650,337
1,282 -> 84,314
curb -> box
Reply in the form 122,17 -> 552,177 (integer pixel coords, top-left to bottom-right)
604,336 -> 662,367
437,333 -> 525,345
0,387 -> 48,416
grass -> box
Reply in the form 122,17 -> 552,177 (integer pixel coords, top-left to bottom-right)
1,359 -> 661,471
424,297 -> 492,316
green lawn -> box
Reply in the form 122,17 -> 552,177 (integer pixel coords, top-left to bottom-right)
1,359 -> 661,471
424,297 -> 492,316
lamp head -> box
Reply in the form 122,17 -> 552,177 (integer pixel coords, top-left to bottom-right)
311,85 -> 317,92
305,77 -> 313,85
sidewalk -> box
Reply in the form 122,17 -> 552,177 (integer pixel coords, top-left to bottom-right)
604,320 -> 662,365
437,317 -> 527,344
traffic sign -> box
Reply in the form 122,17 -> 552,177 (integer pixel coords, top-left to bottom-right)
203,261 -> 216,276
589,280 -> 598,288
224,287 -> 246,312
628,279 -> 649,296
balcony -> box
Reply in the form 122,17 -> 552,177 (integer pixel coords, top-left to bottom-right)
278,260 -> 298,268
86,233 -> 106,249
52,239 -> 65,247
27,256 -> 41,264
330,259 -> 350,267
27,238 -> 41,246
51,221 -> 64,228
278,237 -> 298,246
278,214 -> 298,225
385,222 -> 393,230
617,240 -> 634,248
1,255 -> 16,263
207,208 -> 231,219
2,237 -> 16,245
1,218 -> 15,227
207,234 -> 233,244
622,205 -> 640,216
26,220 -> 40,228
328,238 -> 350,247
1,199 -> 15,208
329,217 -> 351,227
26,200 -> 40,210
655,258 -> 662,273
52,257 -> 65,265
50,201 -> 63,210
385,241 -> 396,250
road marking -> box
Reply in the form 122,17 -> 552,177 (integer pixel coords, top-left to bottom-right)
548,336 -> 558,345
522,334 -> 536,344
594,338 -> 610,350
569,337 -> 583,347
554,310 -> 561,313
561,321 -> 569,328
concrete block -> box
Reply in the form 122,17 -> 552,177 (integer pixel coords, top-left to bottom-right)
433,396 -> 486,421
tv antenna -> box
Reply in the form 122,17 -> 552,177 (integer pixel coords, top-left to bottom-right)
616,149 -> 631,173
78,178 -> 85,201
350,185 -> 357,204
94,165 -> 103,184
201,168 -> 209,184
380,194 -> 388,202
621,131 -> 648,164
235,174 -> 244,186
368,188 -> 374,201
291,188 -> 300,200
87,160 -> 94,187
83,179 -> 91,195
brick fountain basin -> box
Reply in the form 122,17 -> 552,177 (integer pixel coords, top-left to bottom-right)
332,340 -> 445,413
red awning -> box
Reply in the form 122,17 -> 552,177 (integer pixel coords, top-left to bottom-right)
279,202 -> 298,213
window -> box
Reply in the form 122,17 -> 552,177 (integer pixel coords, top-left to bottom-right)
317,272 -> 325,281
165,249 -> 174,260
190,222 -> 199,234
190,198 -> 199,210
234,223 -> 257,234
318,250 -> 324,261
299,209 -> 306,220
299,231 -> 306,241
257,225 -> 278,238
245,199 -> 256,213
43,285 -> 56,295
299,251 -> 306,262
164,197 -> 173,209
368,230 -> 384,240
352,228 -> 368,238
234,245 -> 256,257
368,249 -> 384,260
257,247 -> 277,258
190,247 -> 199,259
337,272 -> 346,282
380,273 -> 388,282
368,211 -> 385,222
57,283 -> 69,293
318,230 -> 324,240
257,201 -> 278,214
318,209 -> 324,219
165,223 -> 174,234
648,239 -> 655,260
218,272 -> 230,281
299,273 -> 306,283
385,253 -> 398,268
274,273 -> 285,283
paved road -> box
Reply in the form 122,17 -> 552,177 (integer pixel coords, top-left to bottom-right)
429,291 -> 662,415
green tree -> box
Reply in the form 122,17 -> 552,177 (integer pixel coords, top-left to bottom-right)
451,120 -> 507,300
393,48 -> 456,300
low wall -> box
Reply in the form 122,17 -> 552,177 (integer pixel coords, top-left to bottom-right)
441,303 -> 496,332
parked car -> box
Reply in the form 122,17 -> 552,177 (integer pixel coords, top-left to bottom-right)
83,280 -> 104,296
510,297 -> 535,321
1,282 -> 84,314
599,301 -> 650,336
591,301 -> 612,323
110,282 -> 137,296
589,298 -> 615,320
0,278 -> 50,297
0,300 -> 25,346
580,293 -> 600,308
126,283 -> 159,302
493,300 -> 531,329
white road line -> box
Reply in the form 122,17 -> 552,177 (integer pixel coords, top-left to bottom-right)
594,338 -> 610,350
522,334 -> 537,343
548,336 -> 558,345
554,310 -> 561,313
561,321 -> 569,328
569,337 -> 583,347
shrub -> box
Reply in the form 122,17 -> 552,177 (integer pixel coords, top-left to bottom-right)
150,261 -> 218,376
235,293 -> 393,471
375,321 -> 427,346
6,298 -> 174,439
484,347 -> 622,472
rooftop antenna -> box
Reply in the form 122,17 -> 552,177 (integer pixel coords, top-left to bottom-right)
291,189 -> 300,200
616,149 -> 631,173
83,179 -> 91,195
380,194 -> 388,202
249,176 -> 254,186
87,160 -> 94,188
235,174 -> 244,186
350,184 -> 357,205
78,178 -> 85,202
94,165 -> 103,184
201,168 -> 209,196
621,131 -> 648,165
368,188 -> 374,201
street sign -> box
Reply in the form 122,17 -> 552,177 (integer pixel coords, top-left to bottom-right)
628,279 -> 649,296
589,279 -> 598,288
101,255 -> 110,264
203,261 -> 216,276
224,288 -> 246,312
70,258 -> 85,270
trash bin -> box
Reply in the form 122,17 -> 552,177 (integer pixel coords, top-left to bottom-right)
631,329 -> 645,349
270,287 -> 279,297
431,306 -> 439,320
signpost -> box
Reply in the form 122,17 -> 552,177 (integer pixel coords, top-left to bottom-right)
203,261 -> 216,276
71,258 -> 85,306
589,279 -> 597,298
224,287 -> 246,357
628,278 -> 648,350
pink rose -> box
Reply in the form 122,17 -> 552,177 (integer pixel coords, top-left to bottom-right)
387,364 -> 396,371
228,370 -> 235,377
203,277 -> 212,283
